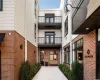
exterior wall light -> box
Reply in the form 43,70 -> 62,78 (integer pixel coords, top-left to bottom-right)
8,32 -> 11,36
66,4 -> 79,12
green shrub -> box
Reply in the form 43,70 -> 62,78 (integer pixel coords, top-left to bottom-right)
19,61 -> 30,80
59,64 -> 72,80
72,61 -> 83,80
19,61 -> 41,80
29,63 -> 41,80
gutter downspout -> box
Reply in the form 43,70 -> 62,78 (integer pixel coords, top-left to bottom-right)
25,0 -> 27,61
68,0 -> 73,69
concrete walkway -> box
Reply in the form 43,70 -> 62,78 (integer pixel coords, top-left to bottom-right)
32,66 -> 68,80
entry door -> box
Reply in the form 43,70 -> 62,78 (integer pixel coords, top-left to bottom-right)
97,42 -> 100,79
0,50 -> 1,80
97,28 -> 100,79
45,32 -> 55,44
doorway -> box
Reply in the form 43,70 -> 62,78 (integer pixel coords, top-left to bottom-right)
40,49 -> 59,66
0,50 -> 1,80
96,28 -> 100,79
45,32 -> 55,44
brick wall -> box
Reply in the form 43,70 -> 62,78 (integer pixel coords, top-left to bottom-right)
83,30 -> 96,80
66,30 -> 96,80
0,31 -> 25,80
0,31 -> 37,80
1,31 -> 15,80
27,41 -> 36,65
14,31 -> 25,80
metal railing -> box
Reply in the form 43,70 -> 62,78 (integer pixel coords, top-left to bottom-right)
38,16 -> 62,23
38,37 -> 62,45
72,0 -> 84,18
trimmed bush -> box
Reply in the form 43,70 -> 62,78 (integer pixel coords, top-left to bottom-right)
29,63 -> 41,80
72,61 -> 83,80
19,61 -> 41,80
19,61 -> 30,80
59,64 -> 72,80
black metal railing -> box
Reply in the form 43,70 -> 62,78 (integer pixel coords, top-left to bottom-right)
38,37 -> 62,45
72,0 -> 84,18
38,16 -> 62,23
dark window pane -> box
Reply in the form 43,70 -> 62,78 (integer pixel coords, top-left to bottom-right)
0,0 -> 2,11
78,52 -> 83,60
64,17 -> 68,36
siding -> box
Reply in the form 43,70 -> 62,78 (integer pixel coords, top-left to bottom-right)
26,0 -> 37,46
38,30 -> 62,38
87,0 -> 100,18
0,0 -> 15,30
14,0 -> 38,46
14,0 -> 25,37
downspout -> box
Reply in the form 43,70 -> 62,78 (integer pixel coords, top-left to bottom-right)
25,0 -> 27,61
68,0 -> 73,69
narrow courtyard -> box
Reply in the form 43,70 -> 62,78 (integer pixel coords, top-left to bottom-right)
32,66 -> 68,80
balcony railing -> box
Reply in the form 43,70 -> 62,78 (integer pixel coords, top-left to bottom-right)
72,0 -> 84,18
38,37 -> 62,45
38,16 -> 62,23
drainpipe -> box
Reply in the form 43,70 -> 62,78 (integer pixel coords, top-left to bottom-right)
25,0 -> 27,61
68,0 -> 73,69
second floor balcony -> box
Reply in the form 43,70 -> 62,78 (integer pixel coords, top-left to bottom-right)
38,37 -> 62,47
38,16 -> 62,29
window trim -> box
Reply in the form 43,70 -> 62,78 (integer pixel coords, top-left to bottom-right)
64,17 -> 68,37
72,38 -> 83,61
64,46 -> 70,64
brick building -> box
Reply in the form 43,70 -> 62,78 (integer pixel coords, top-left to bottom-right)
0,0 -> 39,80
62,0 -> 100,80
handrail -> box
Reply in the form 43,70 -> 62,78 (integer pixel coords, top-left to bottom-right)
38,37 -> 62,44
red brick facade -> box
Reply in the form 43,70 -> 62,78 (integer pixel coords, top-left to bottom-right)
0,31 -> 37,80
71,30 -> 96,80
83,30 -> 96,80
27,41 -> 37,65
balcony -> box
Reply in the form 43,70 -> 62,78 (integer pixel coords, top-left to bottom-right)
38,16 -> 62,29
72,0 -> 91,34
38,37 -> 62,47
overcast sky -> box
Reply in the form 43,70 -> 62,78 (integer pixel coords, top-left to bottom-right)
39,0 -> 61,9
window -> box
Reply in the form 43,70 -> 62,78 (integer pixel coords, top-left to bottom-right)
72,38 -> 83,63
45,32 -> 55,44
34,0 -> 37,17
0,0 -> 3,11
34,24 -> 36,40
65,17 -> 68,37
50,51 -> 58,60
45,14 -> 55,23
64,0 -> 68,13
64,46 -> 70,64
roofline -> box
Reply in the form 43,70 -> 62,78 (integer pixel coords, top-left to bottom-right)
39,8 -> 61,11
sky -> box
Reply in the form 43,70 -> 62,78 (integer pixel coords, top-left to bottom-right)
39,0 -> 61,9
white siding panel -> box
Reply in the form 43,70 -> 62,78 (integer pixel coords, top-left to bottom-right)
26,0 -> 38,46
14,0 -> 25,37
0,0 -> 15,30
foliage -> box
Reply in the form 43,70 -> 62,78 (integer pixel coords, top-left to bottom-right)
59,64 -> 72,80
19,61 -> 41,80
71,61 -> 83,80
19,61 -> 30,80
29,63 -> 41,80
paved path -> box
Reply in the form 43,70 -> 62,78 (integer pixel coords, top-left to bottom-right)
32,66 -> 68,80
